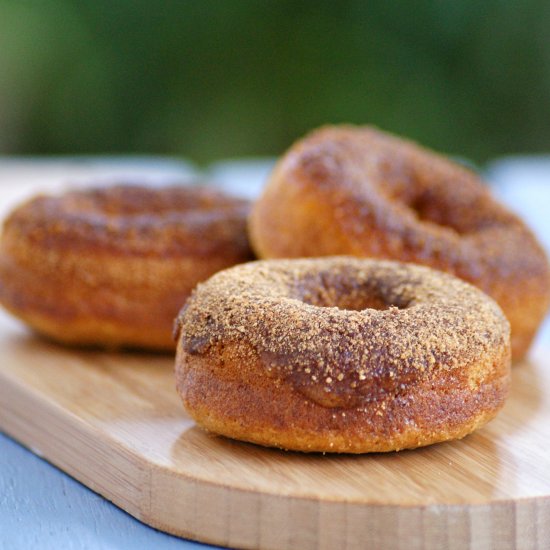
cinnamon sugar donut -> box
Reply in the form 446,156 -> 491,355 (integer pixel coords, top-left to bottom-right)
0,184 -> 252,350
249,126 -> 550,360
175,258 -> 511,453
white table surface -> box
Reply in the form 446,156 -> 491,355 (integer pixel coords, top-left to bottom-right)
0,155 -> 549,550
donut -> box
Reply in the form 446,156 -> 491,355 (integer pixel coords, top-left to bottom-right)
175,257 -> 511,453
0,184 -> 252,351
249,125 -> 550,360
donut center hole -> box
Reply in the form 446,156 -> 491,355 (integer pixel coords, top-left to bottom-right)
403,191 -> 474,235
298,276 -> 408,311
408,194 -> 456,228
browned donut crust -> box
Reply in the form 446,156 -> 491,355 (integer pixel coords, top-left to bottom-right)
249,126 -> 550,360
0,184 -> 253,350
175,258 -> 511,453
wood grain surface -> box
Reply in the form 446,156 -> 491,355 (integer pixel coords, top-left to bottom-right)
0,308 -> 549,550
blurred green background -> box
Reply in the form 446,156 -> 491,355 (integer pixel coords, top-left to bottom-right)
1,0 -> 549,164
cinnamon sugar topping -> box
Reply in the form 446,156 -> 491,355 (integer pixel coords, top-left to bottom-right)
176,257 -> 510,409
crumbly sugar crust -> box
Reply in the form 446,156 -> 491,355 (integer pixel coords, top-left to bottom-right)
249,125 -> 550,359
176,257 -> 511,452
0,184 -> 253,350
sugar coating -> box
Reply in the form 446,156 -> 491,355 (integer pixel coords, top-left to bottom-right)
4,184 -> 251,258
248,125 -> 550,361
0,184 -> 253,350
176,257 -> 510,409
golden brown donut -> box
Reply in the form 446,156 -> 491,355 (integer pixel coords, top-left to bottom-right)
175,257 -> 511,453
0,184 -> 252,350
249,126 -> 550,360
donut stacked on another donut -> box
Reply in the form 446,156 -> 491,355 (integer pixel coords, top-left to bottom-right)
175,258 -> 511,453
249,125 -> 550,360
0,184 -> 252,350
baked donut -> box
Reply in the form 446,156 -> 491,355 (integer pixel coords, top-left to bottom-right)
249,126 -> 550,360
0,184 -> 252,350
175,257 -> 511,453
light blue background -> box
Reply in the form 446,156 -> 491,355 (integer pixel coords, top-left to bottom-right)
0,433 -> 219,550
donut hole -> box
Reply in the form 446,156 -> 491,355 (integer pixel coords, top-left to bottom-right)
403,190 -> 476,235
296,273 -> 410,312
408,194 -> 448,226
303,292 -> 393,311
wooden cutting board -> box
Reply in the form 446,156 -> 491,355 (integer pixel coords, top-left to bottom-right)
0,307 -> 549,550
